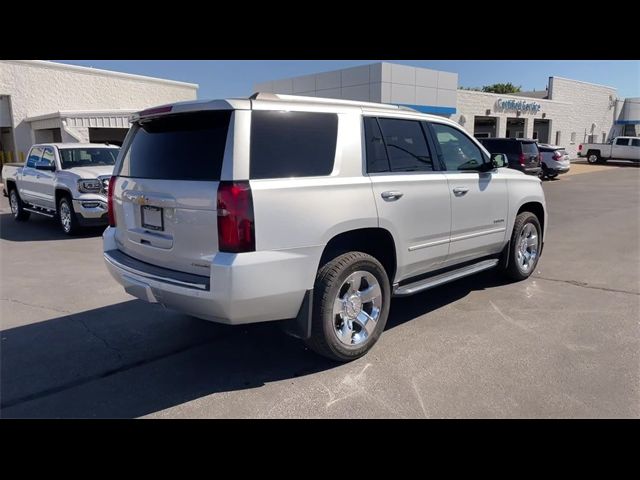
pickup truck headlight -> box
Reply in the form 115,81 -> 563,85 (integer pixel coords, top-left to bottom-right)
78,179 -> 102,193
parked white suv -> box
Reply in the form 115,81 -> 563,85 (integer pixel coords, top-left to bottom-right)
103,93 -> 547,361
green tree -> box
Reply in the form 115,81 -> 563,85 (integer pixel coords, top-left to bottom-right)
481,83 -> 522,94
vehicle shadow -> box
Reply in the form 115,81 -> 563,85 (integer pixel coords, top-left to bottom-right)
572,160 -> 640,168
0,213 -> 104,242
0,270 -> 508,418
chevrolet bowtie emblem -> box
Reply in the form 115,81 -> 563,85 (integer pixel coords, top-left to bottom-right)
134,195 -> 148,206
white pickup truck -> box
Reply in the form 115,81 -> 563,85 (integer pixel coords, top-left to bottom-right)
2,143 -> 120,234
577,136 -> 640,163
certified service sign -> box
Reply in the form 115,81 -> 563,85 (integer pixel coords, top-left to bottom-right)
496,98 -> 541,113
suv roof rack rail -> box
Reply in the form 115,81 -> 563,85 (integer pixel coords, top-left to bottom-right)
248,92 -> 416,112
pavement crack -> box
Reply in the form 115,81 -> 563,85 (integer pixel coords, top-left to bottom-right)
532,276 -> 639,296
70,315 -> 123,361
0,297 -> 71,315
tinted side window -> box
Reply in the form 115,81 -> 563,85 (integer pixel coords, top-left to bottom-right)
250,111 -> 338,179
615,138 -> 630,146
632,139 -> 640,147
26,147 -> 43,168
377,118 -> 433,172
363,117 -> 390,173
40,147 -> 55,167
431,123 -> 485,171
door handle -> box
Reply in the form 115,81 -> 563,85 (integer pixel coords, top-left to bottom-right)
452,187 -> 469,196
381,191 -> 403,201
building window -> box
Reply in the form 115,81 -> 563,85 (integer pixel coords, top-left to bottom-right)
533,131 -> 539,140
602,132 -> 607,143
570,132 -> 576,143
555,131 -> 561,145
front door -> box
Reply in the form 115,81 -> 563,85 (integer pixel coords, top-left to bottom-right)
364,116 -> 451,282
428,122 -> 509,266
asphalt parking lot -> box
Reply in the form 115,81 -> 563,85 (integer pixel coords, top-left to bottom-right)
1,161 -> 639,418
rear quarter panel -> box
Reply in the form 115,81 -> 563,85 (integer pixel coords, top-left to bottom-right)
250,112 -> 379,289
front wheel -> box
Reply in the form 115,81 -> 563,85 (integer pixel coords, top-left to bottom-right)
58,197 -> 81,235
305,252 -> 391,362
504,212 -> 542,281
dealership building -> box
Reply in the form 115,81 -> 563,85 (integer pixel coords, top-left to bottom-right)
0,60 -> 198,163
255,62 -> 639,158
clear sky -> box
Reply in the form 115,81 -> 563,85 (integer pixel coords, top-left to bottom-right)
54,60 -> 640,99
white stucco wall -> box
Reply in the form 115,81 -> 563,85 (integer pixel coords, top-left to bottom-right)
0,60 -> 198,158
453,77 -> 617,157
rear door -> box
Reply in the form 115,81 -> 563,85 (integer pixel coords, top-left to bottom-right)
428,122 -> 509,264
365,116 -> 451,281
111,110 -> 232,276
32,146 -> 57,209
20,146 -> 44,203
612,138 -> 637,160
521,141 -> 540,168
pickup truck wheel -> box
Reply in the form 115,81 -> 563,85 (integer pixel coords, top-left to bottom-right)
306,252 -> 391,362
505,212 -> 541,281
9,188 -> 30,221
58,197 -> 80,235
587,151 -> 601,164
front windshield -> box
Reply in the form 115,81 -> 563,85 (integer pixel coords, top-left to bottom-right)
58,148 -> 119,169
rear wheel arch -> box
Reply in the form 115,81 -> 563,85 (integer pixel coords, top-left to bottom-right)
318,228 -> 397,283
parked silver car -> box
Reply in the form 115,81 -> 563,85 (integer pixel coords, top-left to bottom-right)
538,144 -> 570,179
104,93 -> 547,361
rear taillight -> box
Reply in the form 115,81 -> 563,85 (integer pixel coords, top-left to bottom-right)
553,151 -> 562,160
519,153 -> 526,166
217,181 -> 255,253
107,175 -> 117,227
578,144 -> 583,151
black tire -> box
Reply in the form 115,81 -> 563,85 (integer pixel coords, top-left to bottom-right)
8,187 -> 30,221
586,150 -> 601,164
305,252 -> 391,362
504,212 -> 542,281
58,196 -> 81,235
547,173 -> 558,180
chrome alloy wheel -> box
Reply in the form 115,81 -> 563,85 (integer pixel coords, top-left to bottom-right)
60,201 -> 72,233
587,154 -> 598,164
9,190 -> 18,217
333,270 -> 382,346
516,222 -> 539,273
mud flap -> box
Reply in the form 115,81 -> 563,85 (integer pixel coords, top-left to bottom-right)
279,289 -> 313,340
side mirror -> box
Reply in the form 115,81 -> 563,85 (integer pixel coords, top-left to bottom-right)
35,163 -> 56,172
490,153 -> 508,169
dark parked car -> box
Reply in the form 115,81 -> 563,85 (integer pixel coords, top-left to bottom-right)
479,138 -> 542,176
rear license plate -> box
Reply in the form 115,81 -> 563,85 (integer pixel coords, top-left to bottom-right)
141,205 -> 163,231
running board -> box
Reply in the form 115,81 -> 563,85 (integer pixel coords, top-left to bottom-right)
24,207 -> 55,218
393,259 -> 499,297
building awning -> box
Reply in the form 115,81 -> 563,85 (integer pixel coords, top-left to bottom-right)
25,110 -> 136,130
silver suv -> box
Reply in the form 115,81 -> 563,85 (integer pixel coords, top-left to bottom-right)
104,93 -> 547,361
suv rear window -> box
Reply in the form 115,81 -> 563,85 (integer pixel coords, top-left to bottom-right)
482,139 -> 519,154
250,111 -> 338,179
116,111 -> 231,180
521,142 -> 538,154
